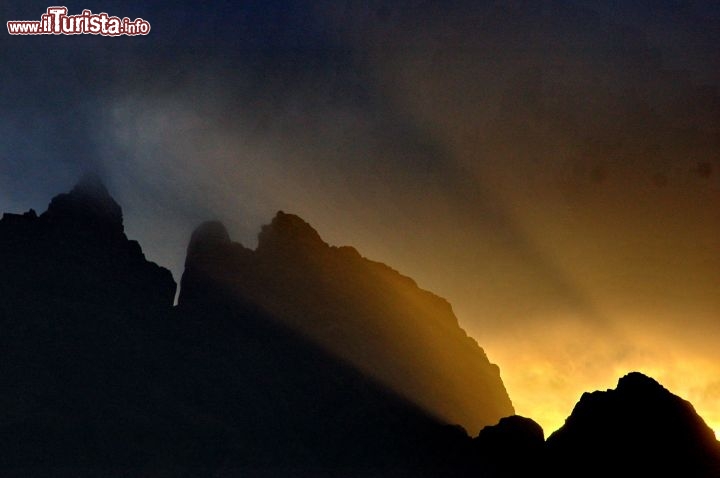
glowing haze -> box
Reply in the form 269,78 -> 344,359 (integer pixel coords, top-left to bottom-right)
3,1 -> 719,437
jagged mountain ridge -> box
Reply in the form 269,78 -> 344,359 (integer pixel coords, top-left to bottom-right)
0,177 -> 483,475
1,177 -> 720,476
180,211 -> 514,434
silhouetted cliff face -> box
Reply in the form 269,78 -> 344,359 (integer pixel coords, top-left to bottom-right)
0,176 -> 178,470
547,372 -> 720,477
180,211 -> 514,434
0,174 -> 176,315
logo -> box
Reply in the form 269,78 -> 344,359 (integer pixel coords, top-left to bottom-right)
7,6 -> 151,36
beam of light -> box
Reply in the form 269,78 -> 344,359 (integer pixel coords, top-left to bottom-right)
94,2 -> 720,440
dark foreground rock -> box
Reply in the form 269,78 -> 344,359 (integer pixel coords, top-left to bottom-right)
547,372 -> 720,478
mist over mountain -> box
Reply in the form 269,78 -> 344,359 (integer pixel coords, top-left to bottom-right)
180,210 -> 514,434
0,177 -> 719,476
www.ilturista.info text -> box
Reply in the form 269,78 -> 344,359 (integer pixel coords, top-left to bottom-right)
7,7 -> 150,36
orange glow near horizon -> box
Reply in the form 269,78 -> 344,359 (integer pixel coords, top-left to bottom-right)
473,320 -> 720,441
337,7 -> 720,445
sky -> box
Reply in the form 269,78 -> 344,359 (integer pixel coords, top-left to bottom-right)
2,1 -> 720,437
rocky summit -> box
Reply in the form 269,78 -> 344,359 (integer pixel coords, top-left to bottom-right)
547,372 -> 720,477
180,211 -> 515,434
0,173 -> 176,315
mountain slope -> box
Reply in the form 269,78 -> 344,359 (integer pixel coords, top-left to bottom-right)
179,212 -> 514,434
0,178 -> 475,475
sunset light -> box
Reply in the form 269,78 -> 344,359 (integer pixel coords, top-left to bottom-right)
3,1 -> 720,475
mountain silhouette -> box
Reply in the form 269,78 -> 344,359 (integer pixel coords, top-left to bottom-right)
0,178 -> 478,475
0,175 -> 178,472
1,173 -> 175,313
180,211 -> 514,435
547,372 -> 720,477
2,177 -> 720,476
